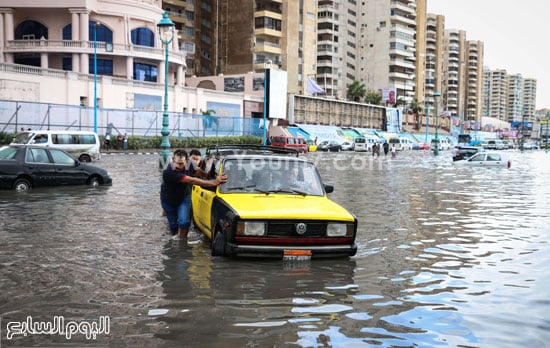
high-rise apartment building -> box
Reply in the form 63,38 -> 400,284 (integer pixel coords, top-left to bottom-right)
482,69 -> 537,124
482,69 -> 508,120
523,78 -> 537,123
464,40 -> 484,122
213,0 -> 317,96
316,0 -> 359,97
361,0 -> 417,104
423,13 -> 444,111
441,29 -> 466,118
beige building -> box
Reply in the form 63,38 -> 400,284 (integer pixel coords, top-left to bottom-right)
361,0 -> 417,104
0,0 -> 268,122
216,0 -> 318,96
482,69 -> 536,124
316,0 -> 359,98
0,0 -> 188,109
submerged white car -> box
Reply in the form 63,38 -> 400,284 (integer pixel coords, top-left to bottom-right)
453,152 -> 511,168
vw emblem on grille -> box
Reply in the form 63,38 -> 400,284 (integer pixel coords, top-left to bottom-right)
295,223 -> 307,235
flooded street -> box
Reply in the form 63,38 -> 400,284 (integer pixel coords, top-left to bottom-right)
1,149 -> 549,347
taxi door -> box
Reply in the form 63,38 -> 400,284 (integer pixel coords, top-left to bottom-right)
192,186 -> 216,239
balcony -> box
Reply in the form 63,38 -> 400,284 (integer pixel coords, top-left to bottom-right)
254,28 -> 282,38
5,39 -> 186,62
254,41 -> 281,54
254,10 -> 283,20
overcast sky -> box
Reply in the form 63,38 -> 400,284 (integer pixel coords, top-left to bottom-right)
427,0 -> 548,110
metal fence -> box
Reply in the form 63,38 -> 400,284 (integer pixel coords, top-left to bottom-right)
0,100 -> 264,138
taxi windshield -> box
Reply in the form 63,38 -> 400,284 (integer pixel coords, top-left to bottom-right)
220,158 -> 325,196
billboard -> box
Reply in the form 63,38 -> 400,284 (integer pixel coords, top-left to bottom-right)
265,69 -> 288,119
382,88 -> 396,104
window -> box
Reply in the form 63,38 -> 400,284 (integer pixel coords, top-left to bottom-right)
487,154 -> 501,161
131,28 -> 155,47
27,148 -> 50,164
62,57 -> 72,71
470,154 -> 485,162
88,21 -> 113,43
50,149 -> 76,165
15,20 -> 48,40
134,63 -> 157,82
255,17 -> 282,31
89,58 -> 113,75
184,42 -> 195,53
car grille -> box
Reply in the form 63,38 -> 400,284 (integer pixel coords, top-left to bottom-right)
267,221 -> 327,237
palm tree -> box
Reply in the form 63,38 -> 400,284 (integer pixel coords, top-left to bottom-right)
364,91 -> 382,105
346,81 -> 366,102
201,109 -> 217,137
409,98 -> 423,130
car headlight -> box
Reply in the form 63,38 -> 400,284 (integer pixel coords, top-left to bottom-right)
236,221 -> 266,236
327,223 -> 352,237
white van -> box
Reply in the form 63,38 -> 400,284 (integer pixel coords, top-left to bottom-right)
361,135 -> 381,151
11,130 -> 101,162
353,137 -> 367,152
431,137 -> 451,150
388,137 -> 413,151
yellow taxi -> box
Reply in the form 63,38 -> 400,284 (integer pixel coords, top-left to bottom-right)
191,145 -> 357,258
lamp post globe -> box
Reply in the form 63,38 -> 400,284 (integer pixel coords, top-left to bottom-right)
157,12 -> 175,167
433,91 -> 441,156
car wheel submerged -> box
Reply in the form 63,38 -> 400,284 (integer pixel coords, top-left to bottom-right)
13,178 -> 32,192
88,176 -> 101,187
211,228 -> 226,257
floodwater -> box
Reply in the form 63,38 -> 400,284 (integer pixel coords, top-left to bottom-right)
1,149 -> 549,347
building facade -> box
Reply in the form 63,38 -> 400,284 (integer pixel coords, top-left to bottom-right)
482,69 -> 537,124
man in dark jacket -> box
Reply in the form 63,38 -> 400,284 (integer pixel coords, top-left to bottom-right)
160,149 -> 227,239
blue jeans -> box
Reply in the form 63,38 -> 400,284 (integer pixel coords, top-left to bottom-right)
161,194 -> 191,233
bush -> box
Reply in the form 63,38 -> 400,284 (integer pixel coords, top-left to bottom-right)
101,135 -> 263,150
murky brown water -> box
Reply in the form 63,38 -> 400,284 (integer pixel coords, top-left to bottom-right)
1,150 -> 549,347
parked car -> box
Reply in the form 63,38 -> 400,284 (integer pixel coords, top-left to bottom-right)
10,130 -> 101,162
317,140 -> 342,152
412,142 -> 430,150
452,146 -> 484,161
340,141 -> 354,151
453,152 -> 511,168
501,140 -> 514,149
0,145 -> 112,192
353,137 -> 368,152
522,142 -> 538,150
430,137 -> 452,150
270,136 -> 308,153
485,140 -> 498,150
191,145 -> 358,258
306,139 -> 317,152
388,137 -> 413,151
364,136 -> 382,151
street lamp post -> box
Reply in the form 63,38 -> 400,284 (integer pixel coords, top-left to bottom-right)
157,13 -> 175,167
544,112 -> 550,152
520,108 -> 526,152
433,91 -> 441,156
93,21 -> 100,134
425,101 -> 430,143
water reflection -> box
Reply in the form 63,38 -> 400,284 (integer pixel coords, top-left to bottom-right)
0,151 -> 549,347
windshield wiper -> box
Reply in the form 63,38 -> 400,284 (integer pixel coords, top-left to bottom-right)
254,187 -> 309,196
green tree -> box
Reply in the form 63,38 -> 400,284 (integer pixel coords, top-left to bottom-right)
201,109 -> 218,137
409,98 -> 423,130
364,91 -> 382,105
346,81 -> 366,102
